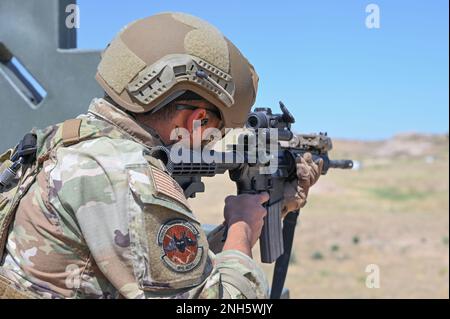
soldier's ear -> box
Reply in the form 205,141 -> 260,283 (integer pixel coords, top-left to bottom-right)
185,109 -> 207,133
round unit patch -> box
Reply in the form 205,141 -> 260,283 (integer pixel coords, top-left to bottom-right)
157,219 -> 203,272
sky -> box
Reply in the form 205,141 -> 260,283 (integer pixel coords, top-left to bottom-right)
77,0 -> 449,140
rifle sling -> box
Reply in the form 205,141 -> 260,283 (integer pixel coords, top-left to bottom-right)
270,211 -> 299,299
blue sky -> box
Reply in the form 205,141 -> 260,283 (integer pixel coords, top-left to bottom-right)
77,0 -> 449,140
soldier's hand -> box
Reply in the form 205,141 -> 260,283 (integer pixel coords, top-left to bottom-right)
282,152 -> 323,217
223,193 -> 269,251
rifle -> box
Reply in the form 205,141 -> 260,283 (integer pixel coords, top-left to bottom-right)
149,102 -> 353,298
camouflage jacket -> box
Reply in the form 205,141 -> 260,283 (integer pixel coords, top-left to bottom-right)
0,98 -> 268,299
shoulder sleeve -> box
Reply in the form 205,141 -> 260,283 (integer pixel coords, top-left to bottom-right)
126,163 -> 213,292
198,250 -> 269,299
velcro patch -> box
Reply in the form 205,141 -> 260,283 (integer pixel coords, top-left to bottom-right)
158,219 -> 203,273
149,166 -> 190,210
98,37 -> 146,94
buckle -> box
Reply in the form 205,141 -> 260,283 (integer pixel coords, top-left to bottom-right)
10,133 -> 37,163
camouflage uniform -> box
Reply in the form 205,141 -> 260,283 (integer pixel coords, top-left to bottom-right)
0,98 -> 268,299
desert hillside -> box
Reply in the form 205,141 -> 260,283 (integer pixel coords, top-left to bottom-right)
189,132 -> 449,298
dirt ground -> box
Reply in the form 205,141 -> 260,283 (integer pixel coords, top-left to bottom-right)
189,133 -> 449,299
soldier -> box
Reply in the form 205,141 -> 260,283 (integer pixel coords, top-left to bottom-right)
0,12 -> 321,299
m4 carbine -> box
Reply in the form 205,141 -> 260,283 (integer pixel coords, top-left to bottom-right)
149,102 -> 353,298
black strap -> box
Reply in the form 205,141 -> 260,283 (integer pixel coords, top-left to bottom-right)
11,133 -> 37,164
1,133 -> 37,191
270,210 -> 299,299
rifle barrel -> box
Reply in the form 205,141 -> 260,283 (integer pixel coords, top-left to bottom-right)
329,159 -> 354,169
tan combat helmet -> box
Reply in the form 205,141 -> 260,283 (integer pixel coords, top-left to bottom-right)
96,12 -> 259,128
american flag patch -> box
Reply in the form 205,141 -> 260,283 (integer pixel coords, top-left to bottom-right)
149,166 -> 191,210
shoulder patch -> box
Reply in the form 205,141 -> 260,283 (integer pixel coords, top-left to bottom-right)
148,166 -> 191,211
158,218 -> 204,273
126,165 -> 212,290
